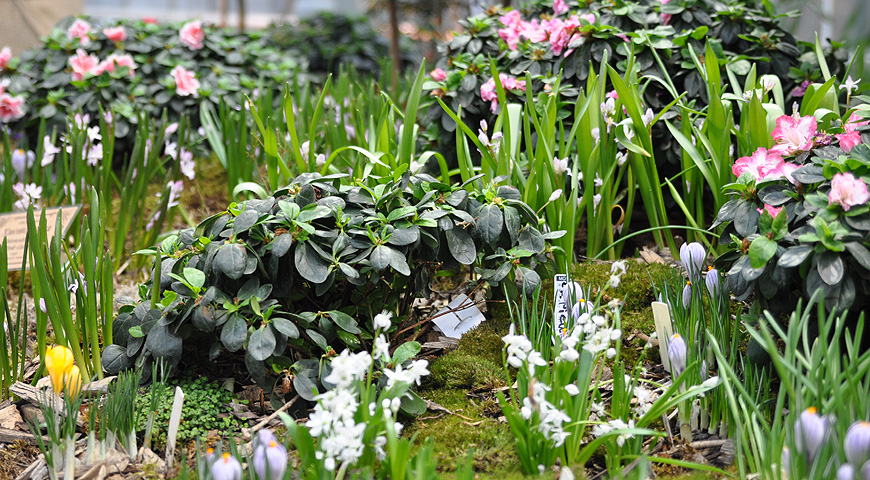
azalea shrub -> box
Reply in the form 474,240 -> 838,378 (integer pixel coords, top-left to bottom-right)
423,0 -> 840,164
713,102 -> 870,313
0,16 -> 301,147
102,171 -> 555,391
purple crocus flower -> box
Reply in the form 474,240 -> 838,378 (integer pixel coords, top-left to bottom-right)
680,242 -> 706,280
794,407 -> 827,465
668,334 -> 687,378
253,440 -> 288,480
838,463 -> 855,480
845,421 -> 870,467
862,460 -> 870,480
211,452 -> 242,480
682,281 -> 692,309
705,268 -> 720,298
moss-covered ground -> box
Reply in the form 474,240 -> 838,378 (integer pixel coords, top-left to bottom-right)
407,259 -> 680,477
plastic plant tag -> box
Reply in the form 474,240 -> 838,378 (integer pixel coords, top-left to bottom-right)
553,274 -> 569,338
651,301 -> 673,372
432,294 -> 485,339
164,386 -> 185,468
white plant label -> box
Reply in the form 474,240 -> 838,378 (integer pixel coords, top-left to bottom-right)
553,274 -> 569,338
432,294 -> 485,339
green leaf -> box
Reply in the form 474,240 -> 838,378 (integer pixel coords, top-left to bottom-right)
146,324 -> 183,366
445,227 -> 476,265
129,325 -> 145,338
816,251 -> 844,285
306,329 -> 329,352
233,209 -> 260,234
748,236 -> 777,269
328,310 -> 362,334
392,341 -> 421,365
216,243 -> 247,280
271,317 -> 299,339
183,267 -> 206,290
478,204 -> 504,245
370,245 -> 393,271
386,206 -> 417,222
248,326 -> 277,361
295,242 -> 330,283
220,315 -> 248,352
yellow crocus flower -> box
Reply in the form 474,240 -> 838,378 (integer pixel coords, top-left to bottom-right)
45,345 -> 74,394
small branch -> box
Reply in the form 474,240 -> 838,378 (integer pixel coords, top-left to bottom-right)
251,395 -> 300,433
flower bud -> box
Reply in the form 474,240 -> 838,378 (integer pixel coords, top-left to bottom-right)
845,421 -> 870,467
668,334 -> 687,378
794,407 -> 827,465
705,267 -> 720,298
679,242 -> 706,280
837,463 -> 854,480
682,281 -> 692,309
253,441 -> 287,480
45,345 -> 74,394
211,452 -> 242,480
63,364 -> 82,398
548,189 -> 563,203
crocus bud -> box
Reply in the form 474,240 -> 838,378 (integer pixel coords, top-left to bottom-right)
682,281 -> 692,309
679,242 -> 705,280
253,441 -> 287,480
548,189 -> 563,203
838,463 -> 855,480
794,407 -> 827,464
668,334 -> 687,378
63,364 -> 82,398
862,460 -> 870,480
205,447 -> 215,465
845,421 -> 870,467
211,452 -> 242,480
705,267 -> 720,298
255,429 -> 277,449
45,345 -> 74,394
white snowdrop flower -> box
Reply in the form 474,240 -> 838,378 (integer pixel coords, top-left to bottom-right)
381,398 -> 392,411
609,275 -> 621,288
590,401 -> 605,417
538,465 -> 546,475
701,376 -> 721,389
179,149 -> 195,180
324,350 -> 372,389
611,261 -> 627,276
316,153 -> 326,168
384,359 -> 429,388
616,151 -> 628,166
565,384 -> 580,396
374,335 -> 390,361
87,126 -> 101,142
641,107 -> 655,127
616,419 -> 636,446
623,123 -> 635,142
526,350 -> 547,375
374,435 -> 387,460
610,329 -> 622,341
553,156 -> 568,175
503,325 -> 534,368
606,347 -> 616,358
87,143 -> 103,167
593,194 -> 602,211
374,311 -> 393,330
42,136 -> 61,167
300,140 -> 310,158
593,174 -> 603,187
164,122 -> 179,136
559,346 -> 579,363
548,189 -> 563,203
164,141 -> 178,160
591,128 -> 600,143
390,397 -> 401,414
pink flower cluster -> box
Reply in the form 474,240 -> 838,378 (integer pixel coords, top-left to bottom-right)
835,113 -> 869,153
68,49 -> 136,81
0,47 -> 11,71
480,73 -> 526,112
68,19 -> 92,45
770,113 -> 817,156
0,84 -> 25,123
171,65 -> 200,97
829,172 -> 869,211
179,21 -> 205,50
103,26 -> 127,43
733,147 -> 799,183
497,7 -> 595,57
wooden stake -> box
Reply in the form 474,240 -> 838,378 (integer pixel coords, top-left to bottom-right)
164,386 -> 185,469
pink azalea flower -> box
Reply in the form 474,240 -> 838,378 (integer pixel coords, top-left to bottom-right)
480,74 -> 526,113
757,204 -> 784,218
171,65 -> 200,97
0,47 -> 11,71
179,20 -> 205,50
835,113 -> 869,153
103,26 -> 127,43
499,11 -> 523,29
95,53 -> 136,77
498,27 -> 521,50
607,90 -> 619,99
0,92 -> 26,123
553,0 -> 569,15
548,15 -> 581,56
68,49 -> 99,81
68,19 -> 92,45
430,68 -> 447,82
143,17 -> 159,25
732,147 -> 786,181
580,13 -> 596,23
660,0 -> 672,25
519,20 -> 548,44
770,114 -> 818,156
829,172 -> 870,211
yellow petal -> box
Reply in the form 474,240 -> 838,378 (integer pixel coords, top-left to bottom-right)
63,364 -> 82,398
46,345 -> 74,394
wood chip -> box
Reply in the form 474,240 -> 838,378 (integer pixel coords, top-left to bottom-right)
640,246 -> 666,264
0,427 -> 49,445
0,404 -> 24,430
